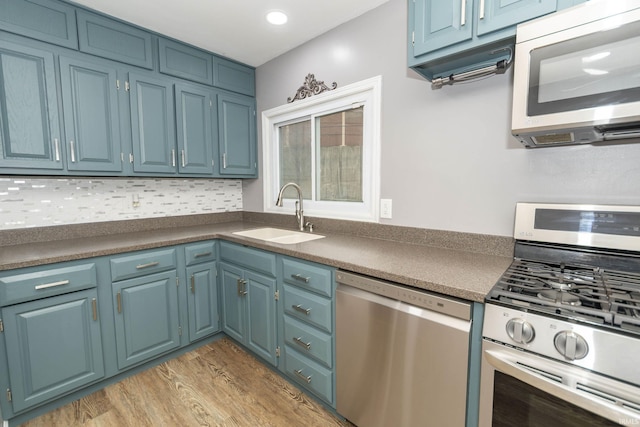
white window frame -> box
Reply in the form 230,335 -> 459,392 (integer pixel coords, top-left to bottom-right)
262,76 -> 381,222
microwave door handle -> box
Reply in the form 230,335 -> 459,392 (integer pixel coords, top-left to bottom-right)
484,350 -> 639,424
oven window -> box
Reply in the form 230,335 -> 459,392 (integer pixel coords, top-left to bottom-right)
492,372 -> 619,427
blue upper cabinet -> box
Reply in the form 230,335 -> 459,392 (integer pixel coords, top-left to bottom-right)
0,0 -> 78,49
213,56 -> 256,97
59,55 -> 123,172
413,0 -> 473,56
0,38 -> 63,170
77,10 -> 154,70
129,72 -> 176,174
217,91 -> 257,177
175,82 -> 215,175
408,0 -> 582,81
159,38 -> 213,86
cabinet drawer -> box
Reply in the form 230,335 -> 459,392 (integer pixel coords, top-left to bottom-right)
185,241 -> 216,266
77,11 -> 153,69
110,248 -> 176,281
0,263 -> 97,306
284,348 -> 333,404
282,258 -> 332,297
0,0 -> 78,49
283,284 -> 332,333
159,38 -> 213,85
220,241 -> 276,277
284,315 -> 332,368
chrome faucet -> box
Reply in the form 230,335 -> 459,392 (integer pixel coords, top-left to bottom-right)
275,182 -> 305,231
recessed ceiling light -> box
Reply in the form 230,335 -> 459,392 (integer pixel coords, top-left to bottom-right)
266,11 -> 288,25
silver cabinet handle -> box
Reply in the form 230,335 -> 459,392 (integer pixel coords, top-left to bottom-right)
92,298 -> 98,321
69,140 -> 76,163
479,0 -> 485,20
461,0 -> 466,26
136,261 -> 159,269
291,273 -> 310,283
292,304 -> 310,315
116,292 -> 122,313
222,153 -> 227,169
54,138 -> 60,161
293,336 -> 311,351
181,149 -> 186,168
294,369 -> 312,384
194,251 -> 212,258
237,278 -> 247,296
35,279 -> 70,290
171,149 -> 176,167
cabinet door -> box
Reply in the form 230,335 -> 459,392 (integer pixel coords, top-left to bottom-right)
175,83 -> 214,175
476,0 -> 557,36
59,56 -> 123,172
2,289 -> 104,412
112,270 -> 180,370
0,40 -> 62,170
129,72 -> 176,174
219,262 -> 245,343
186,261 -> 219,342
245,271 -> 277,366
217,92 -> 256,177
413,0 -> 473,56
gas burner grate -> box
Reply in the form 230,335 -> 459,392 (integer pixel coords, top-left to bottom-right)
490,259 -> 640,330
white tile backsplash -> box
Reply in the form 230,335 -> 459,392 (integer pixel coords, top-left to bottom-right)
0,177 -> 242,229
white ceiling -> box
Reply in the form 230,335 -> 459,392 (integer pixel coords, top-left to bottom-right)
69,0 -> 390,67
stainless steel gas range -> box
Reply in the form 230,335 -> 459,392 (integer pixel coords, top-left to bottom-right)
479,203 -> 640,427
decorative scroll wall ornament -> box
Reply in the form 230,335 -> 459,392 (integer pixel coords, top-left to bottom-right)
287,74 -> 337,103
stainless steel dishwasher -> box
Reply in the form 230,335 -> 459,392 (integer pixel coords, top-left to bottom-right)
336,270 -> 472,427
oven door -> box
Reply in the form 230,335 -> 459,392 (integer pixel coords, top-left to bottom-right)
479,340 -> 640,427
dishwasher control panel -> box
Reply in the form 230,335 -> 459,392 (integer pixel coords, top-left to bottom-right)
336,270 -> 471,320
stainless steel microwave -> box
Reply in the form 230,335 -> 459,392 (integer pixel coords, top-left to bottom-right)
511,0 -> 640,148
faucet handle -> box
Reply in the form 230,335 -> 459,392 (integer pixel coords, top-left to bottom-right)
304,222 -> 314,232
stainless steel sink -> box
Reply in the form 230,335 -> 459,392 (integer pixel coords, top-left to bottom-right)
232,227 -> 325,244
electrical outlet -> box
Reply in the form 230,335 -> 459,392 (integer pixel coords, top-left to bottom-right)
380,199 -> 392,219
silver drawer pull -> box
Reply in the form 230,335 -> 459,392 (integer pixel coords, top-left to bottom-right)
291,274 -> 310,283
294,369 -> 312,384
293,337 -> 311,351
292,304 -> 311,315
136,261 -> 160,269
35,279 -> 70,290
194,251 -> 212,258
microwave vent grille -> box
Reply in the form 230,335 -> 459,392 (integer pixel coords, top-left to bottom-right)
532,133 -> 574,145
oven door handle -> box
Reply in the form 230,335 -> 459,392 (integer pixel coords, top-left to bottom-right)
485,349 -> 640,424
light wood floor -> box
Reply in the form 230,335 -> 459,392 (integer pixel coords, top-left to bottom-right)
21,338 -> 351,427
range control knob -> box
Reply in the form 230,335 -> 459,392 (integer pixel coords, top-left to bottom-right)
554,331 -> 588,360
506,318 -> 535,344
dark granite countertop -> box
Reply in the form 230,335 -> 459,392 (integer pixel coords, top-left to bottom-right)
0,215 -> 514,303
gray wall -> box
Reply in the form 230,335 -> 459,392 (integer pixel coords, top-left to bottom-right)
244,0 -> 640,237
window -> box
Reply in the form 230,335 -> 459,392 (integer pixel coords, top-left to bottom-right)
263,76 -> 381,222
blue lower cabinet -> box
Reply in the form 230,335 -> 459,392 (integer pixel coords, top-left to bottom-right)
186,261 -> 219,342
220,259 -> 277,366
112,270 -> 180,370
1,289 -> 105,413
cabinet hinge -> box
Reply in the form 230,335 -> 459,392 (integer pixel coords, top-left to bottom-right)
176,277 -> 180,287
178,326 -> 182,336
6,388 -> 11,402
275,346 -> 280,357
129,153 -> 134,164
116,79 -> 120,90
412,31 -> 415,46
120,152 -> 124,162
0,319 -> 3,332
125,81 -> 130,92
274,290 -> 279,301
